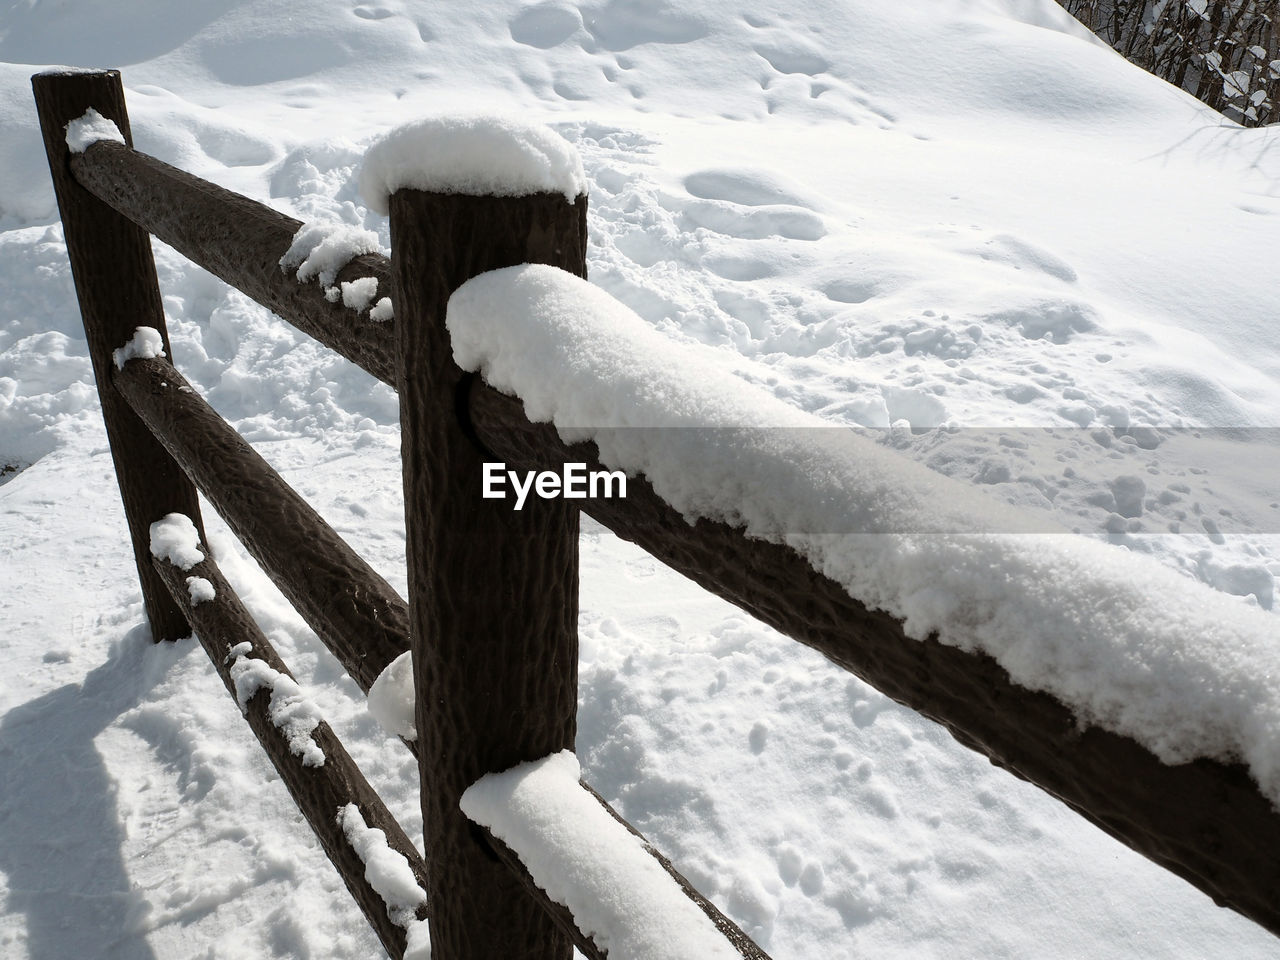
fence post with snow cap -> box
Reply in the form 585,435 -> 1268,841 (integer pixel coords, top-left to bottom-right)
31,69 -> 204,643
374,115 -> 589,960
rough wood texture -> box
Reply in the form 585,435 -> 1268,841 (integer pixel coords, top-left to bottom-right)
389,190 -> 587,960
468,383 -> 1280,939
31,69 -> 204,642
68,138 -> 397,387
113,354 -> 407,692
150,547 -> 429,958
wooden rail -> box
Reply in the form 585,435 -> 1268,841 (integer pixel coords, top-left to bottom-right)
150,545 -> 431,957
32,65 -> 1280,958
113,354 -> 407,693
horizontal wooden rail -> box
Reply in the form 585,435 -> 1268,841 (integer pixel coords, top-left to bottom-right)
466,383 -> 1280,937
114,355 -> 407,692
69,140 -> 397,388
151,540 -> 428,957
384,716 -> 766,960
479,780 -> 772,960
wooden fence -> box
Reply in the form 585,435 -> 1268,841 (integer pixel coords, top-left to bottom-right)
31,68 -> 1280,958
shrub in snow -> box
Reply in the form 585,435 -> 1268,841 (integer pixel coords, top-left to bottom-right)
1061,0 -> 1277,125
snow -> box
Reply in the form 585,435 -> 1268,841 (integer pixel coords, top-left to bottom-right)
368,296 -> 394,322
359,114 -> 587,213
226,641 -> 325,768
148,512 -> 204,571
279,221 -> 383,289
4,0 -> 1280,957
461,750 -> 741,960
111,325 -> 164,370
404,920 -> 432,960
336,803 -> 428,930
367,651 -> 416,741
64,107 -> 124,154
186,575 -> 215,606
340,276 -> 379,313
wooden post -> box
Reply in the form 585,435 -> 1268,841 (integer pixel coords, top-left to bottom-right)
389,189 -> 587,960
32,69 -> 203,642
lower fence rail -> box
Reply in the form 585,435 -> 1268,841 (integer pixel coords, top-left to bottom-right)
150,528 -> 430,957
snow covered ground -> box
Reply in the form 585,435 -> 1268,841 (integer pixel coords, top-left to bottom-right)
2,1 -> 1279,957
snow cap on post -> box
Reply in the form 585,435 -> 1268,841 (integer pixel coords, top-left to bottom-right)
358,114 -> 586,214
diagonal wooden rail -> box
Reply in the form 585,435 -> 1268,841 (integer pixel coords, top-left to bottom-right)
149,543 -> 431,957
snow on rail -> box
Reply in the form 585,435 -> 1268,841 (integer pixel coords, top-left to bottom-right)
336,803 -> 431,959
65,107 -> 125,153
461,750 -> 742,960
447,263 -> 1280,807
227,642 -> 326,768
186,576 -> 215,605
112,325 -> 165,369
367,650 -> 416,741
279,221 -> 382,290
148,512 -> 204,570
358,114 -> 586,213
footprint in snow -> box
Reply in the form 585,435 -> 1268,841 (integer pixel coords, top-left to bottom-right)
684,167 -> 819,209
509,3 -> 583,48
985,299 -> 1097,343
